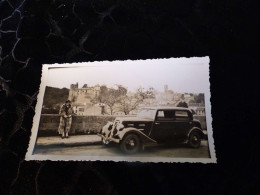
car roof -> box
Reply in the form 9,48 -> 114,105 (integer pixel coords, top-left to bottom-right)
142,107 -> 191,111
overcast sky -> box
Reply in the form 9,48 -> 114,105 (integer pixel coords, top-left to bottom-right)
44,57 -> 210,93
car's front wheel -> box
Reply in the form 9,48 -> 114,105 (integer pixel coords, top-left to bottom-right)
188,131 -> 201,148
120,134 -> 141,154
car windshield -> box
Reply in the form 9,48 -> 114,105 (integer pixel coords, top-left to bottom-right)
137,109 -> 156,119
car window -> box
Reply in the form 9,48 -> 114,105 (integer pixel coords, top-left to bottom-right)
137,109 -> 156,119
175,110 -> 188,117
157,111 -> 164,117
156,110 -> 174,121
175,110 -> 190,121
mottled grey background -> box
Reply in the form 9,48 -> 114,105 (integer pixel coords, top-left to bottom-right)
0,0 -> 259,194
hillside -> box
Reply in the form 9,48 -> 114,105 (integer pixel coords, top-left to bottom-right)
42,86 -> 69,108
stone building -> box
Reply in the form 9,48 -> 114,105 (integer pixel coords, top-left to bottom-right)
68,83 -> 101,115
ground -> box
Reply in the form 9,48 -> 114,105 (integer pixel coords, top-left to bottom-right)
33,135 -> 210,158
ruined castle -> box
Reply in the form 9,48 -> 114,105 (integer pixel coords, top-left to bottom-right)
68,83 -> 101,115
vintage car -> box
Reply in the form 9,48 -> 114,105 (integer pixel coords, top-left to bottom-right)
98,107 -> 206,154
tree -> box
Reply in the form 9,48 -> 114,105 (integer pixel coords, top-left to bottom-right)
135,87 -> 155,101
118,96 -> 140,115
91,85 -> 127,115
92,85 -> 109,104
118,87 -> 155,115
43,86 -> 69,108
194,93 -> 205,103
189,99 -> 195,103
91,85 -> 155,115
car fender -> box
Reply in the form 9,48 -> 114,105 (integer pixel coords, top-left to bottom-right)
118,128 -> 157,144
187,127 -> 205,139
100,121 -> 113,137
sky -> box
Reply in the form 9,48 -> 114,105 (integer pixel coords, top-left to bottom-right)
44,57 -> 210,93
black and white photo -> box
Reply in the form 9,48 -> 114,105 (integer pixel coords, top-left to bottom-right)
26,57 -> 216,163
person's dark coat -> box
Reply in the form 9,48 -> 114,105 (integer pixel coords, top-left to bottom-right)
177,101 -> 188,108
58,104 -> 74,134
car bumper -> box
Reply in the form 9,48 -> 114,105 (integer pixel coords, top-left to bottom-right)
97,134 -> 120,144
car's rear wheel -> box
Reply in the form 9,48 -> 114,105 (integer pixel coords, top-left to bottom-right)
120,134 -> 140,154
188,131 -> 201,148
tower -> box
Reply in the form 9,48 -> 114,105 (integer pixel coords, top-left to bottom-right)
70,82 -> 78,90
164,85 -> 168,93
69,82 -> 78,102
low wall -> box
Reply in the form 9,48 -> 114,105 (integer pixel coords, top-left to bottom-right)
37,114 -> 207,136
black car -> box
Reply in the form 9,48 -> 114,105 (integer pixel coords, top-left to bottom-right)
98,107 -> 207,154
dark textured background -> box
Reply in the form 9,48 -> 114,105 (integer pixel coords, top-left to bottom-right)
0,0 -> 259,194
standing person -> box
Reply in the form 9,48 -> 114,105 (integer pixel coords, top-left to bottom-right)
58,100 -> 74,138
177,99 -> 188,108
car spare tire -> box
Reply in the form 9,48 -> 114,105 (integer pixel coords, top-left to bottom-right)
120,134 -> 141,154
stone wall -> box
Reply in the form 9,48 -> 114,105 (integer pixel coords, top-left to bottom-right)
37,114 -> 207,136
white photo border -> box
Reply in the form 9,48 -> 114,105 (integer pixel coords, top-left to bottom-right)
25,57 -> 216,163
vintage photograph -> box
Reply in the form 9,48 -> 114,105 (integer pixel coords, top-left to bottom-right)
26,57 -> 216,162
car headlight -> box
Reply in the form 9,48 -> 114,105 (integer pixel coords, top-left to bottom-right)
107,122 -> 113,130
116,123 -> 124,131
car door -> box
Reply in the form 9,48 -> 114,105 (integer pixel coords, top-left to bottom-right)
173,110 -> 193,139
151,110 -> 176,142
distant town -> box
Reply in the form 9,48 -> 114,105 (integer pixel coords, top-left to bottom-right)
42,83 -> 205,116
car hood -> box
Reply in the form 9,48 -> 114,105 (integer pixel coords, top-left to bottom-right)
115,117 -> 153,122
